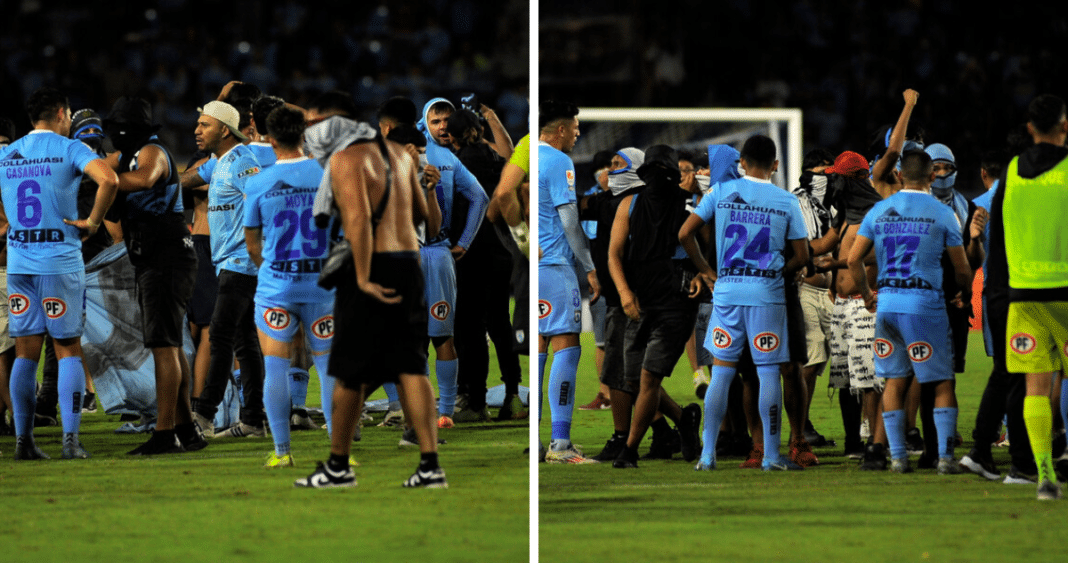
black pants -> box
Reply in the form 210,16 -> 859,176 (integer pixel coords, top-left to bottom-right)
455,255 -> 522,410
194,270 -> 264,425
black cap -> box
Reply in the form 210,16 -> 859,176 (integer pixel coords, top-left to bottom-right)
71,109 -> 104,140
103,96 -> 161,135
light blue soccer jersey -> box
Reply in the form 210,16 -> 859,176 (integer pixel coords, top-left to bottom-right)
208,144 -> 261,275
0,130 -> 99,275
198,142 -> 277,184
244,157 -> 332,303
538,141 -> 578,267
858,191 -> 964,314
971,181 -> 997,265
693,176 -> 807,306
123,140 -> 183,217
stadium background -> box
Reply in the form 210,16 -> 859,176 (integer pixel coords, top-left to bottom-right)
540,0 -> 1068,199
0,0 -> 529,162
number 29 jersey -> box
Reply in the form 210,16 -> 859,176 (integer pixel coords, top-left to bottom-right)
243,156 -> 332,304
0,130 -> 100,275
694,176 -> 807,306
858,191 -> 963,314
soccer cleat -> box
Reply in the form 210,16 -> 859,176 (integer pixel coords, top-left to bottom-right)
694,460 -> 716,471
1036,479 -> 1063,501
403,467 -> 448,489
905,427 -> 925,456
544,445 -> 597,464
496,394 -> 528,421
843,440 -> 866,460
294,461 -> 357,488
890,458 -> 914,474
81,393 -> 97,414
62,435 -> 90,459
740,445 -> 764,469
762,457 -> 804,471
959,453 -> 1001,481
643,426 -> 681,460
1004,467 -> 1037,485
612,447 -> 639,469
128,431 -> 184,455
789,437 -> 819,467
592,434 -> 627,462
692,369 -> 710,400
14,436 -> 49,460
192,412 -> 215,439
453,405 -> 492,423
264,452 -> 295,468
578,393 -> 611,411
398,427 -> 446,447
858,443 -> 888,471
290,410 -> 318,431
349,454 -> 360,467
437,415 -> 455,429
213,421 -> 267,438
937,457 -> 964,475
377,409 -> 405,427
678,403 -> 703,463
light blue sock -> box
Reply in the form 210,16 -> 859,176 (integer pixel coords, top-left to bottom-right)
883,408 -> 906,460
233,368 -> 244,408
436,358 -> 458,416
548,346 -> 580,442
538,352 -> 547,422
312,355 -> 335,435
934,407 -> 958,459
263,356 -> 292,455
58,357 -> 85,436
10,358 -> 38,437
383,383 -> 401,412
288,367 -> 310,409
700,365 -> 735,466
756,364 -> 783,464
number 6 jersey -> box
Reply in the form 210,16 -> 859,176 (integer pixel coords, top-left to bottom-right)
694,176 -> 807,306
0,130 -> 100,275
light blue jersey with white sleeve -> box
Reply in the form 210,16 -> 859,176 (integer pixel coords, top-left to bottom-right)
207,144 -> 261,275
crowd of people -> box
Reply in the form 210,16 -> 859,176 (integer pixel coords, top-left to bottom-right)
0,80 -> 530,490
537,91 -> 1068,501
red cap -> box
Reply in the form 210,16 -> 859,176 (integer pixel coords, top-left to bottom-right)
826,151 -> 869,176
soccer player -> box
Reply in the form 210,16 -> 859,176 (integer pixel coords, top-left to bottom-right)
679,134 -> 808,471
989,93 -> 1068,500
538,100 -> 600,463
243,106 -> 336,468
417,97 -> 489,425
848,149 -> 971,475
0,87 -> 118,459
190,100 -> 267,439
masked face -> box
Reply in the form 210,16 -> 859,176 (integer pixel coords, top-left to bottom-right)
931,160 -> 956,194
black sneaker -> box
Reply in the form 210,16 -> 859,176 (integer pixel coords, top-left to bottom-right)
959,450 -> 1000,481
612,447 -> 639,469
803,428 -> 833,448
905,428 -> 924,456
128,431 -> 185,455
643,427 -> 680,460
679,403 -> 703,463
294,461 -> 357,488
858,443 -> 887,471
843,440 -> 865,460
403,467 -> 448,488
592,433 -> 627,462
1003,466 -> 1038,485
176,424 -> 209,452
398,427 -> 447,447
14,435 -> 49,460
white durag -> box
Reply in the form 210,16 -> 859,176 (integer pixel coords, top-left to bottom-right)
304,116 -> 378,226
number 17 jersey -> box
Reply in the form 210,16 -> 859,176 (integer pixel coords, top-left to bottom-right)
243,156 -> 332,304
694,176 -> 806,306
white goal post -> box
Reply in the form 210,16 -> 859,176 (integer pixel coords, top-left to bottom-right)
576,107 -> 804,191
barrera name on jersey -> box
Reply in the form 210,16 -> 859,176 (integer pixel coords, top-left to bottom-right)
537,141 -> 578,267
243,156 -> 333,303
694,176 -> 807,306
0,130 -> 99,275
207,143 -> 261,276
858,191 -> 963,314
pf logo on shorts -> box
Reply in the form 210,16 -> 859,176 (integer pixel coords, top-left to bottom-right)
311,315 -> 334,340
907,341 -> 933,362
753,332 -> 780,353
9,293 -> 29,316
538,300 -> 552,319
1010,333 -> 1036,355
712,327 -> 732,349
264,308 -> 291,330
43,298 -> 67,319
874,338 -> 894,359
431,301 -> 451,321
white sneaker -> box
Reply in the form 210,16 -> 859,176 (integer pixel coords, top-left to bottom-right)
377,409 -> 404,427
192,412 -> 215,439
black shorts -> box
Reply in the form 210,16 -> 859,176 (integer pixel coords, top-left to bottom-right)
624,306 -> 698,379
786,282 -> 808,364
600,305 -> 638,394
135,241 -> 197,348
330,252 -> 429,389
187,234 -> 217,327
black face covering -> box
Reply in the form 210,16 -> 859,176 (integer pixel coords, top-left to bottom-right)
108,126 -> 151,158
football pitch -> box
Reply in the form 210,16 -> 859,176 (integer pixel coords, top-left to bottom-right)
0,356 -> 530,563
539,331 -> 1066,562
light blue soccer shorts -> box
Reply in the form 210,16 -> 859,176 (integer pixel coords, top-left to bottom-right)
8,271 -> 86,339
704,302 -> 789,366
254,298 -> 335,353
538,263 -> 581,337
420,244 -> 456,338
873,310 -> 954,384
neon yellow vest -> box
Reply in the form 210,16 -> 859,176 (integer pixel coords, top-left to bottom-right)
1004,155 -> 1068,289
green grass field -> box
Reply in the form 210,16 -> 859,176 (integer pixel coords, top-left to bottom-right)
539,331 -> 1066,562
0,356 -> 530,563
